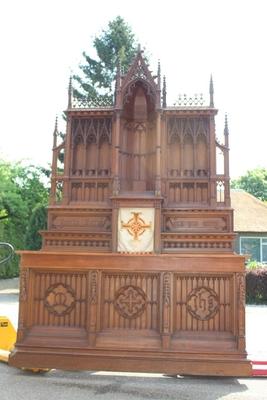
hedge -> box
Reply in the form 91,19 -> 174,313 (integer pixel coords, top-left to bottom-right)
246,268 -> 267,304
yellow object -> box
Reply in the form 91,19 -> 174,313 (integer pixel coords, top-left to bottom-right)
0,316 -> 16,364
0,316 -> 50,371
0,316 -> 16,352
0,348 -> 10,363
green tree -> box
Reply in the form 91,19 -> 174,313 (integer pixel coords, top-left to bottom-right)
73,16 -> 137,103
25,204 -> 47,250
231,168 -> 267,201
0,161 -> 49,277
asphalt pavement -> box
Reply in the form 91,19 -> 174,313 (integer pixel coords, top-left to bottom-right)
0,279 -> 267,400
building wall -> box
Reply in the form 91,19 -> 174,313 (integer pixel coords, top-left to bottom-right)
235,232 -> 267,263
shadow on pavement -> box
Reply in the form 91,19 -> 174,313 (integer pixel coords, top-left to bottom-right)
0,364 -> 249,400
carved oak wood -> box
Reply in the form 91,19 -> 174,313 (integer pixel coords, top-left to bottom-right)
10,48 -> 251,376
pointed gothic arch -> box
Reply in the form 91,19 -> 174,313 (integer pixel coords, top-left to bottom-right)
183,133 -> 194,177
73,134 -> 84,175
196,133 -> 208,177
168,134 -> 181,177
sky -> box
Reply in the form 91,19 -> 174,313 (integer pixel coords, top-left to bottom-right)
1,0 -> 267,178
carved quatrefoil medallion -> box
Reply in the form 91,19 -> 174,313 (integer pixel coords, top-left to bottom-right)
114,285 -> 147,319
186,286 -> 219,321
45,283 -> 75,316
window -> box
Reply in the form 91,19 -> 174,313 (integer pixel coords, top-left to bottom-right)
240,237 -> 267,263
263,239 -> 267,262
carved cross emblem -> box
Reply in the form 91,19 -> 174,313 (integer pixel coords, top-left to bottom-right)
114,285 -> 147,319
121,212 -> 151,241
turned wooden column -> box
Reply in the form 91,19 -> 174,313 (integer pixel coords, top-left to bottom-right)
155,111 -> 161,196
209,115 -> 217,207
154,198 -> 162,253
50,128 -> 58,205
62,114 -> 72,204
112,111 -> 121,195
161,272 -> 173,349
224,123 -> 230,207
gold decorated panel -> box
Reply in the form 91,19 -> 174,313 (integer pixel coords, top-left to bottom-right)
32,272 -> 87,328
101,272 -> 160,331
174,274 -> 232,333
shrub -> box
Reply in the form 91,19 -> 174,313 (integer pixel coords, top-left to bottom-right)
246,268 -> 267,304
246,260 -> 265,270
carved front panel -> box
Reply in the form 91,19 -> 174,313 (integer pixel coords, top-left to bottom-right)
174,274 -> 232,332
51,215 -> 111,232
101,273 -> 159,331
165,216 -> 227,233
32,272 -> 87,327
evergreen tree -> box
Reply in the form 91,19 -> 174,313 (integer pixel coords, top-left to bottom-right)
73,16 -> 137,104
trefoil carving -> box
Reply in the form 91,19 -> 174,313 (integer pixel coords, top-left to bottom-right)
45,283 -> 75,316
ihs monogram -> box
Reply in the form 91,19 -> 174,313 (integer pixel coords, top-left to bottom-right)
121,212 -> 151,241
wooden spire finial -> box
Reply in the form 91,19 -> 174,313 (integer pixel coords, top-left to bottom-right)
162,75 -> 167,108
68,76 -> 72,109
116,57 -> 121,78
114,58 -> 121,106
157,60 -> 161,89
209,74 -> 214,107
224,113 -> 229,136
53,116 -> 58,147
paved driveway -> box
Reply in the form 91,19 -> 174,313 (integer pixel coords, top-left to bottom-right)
1,363 -> 267,400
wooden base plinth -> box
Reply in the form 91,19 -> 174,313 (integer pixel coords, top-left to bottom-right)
9,349 -> 252,377
11,251 -> 252,377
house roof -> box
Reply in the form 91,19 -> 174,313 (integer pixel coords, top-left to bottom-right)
231,189 -> 267,233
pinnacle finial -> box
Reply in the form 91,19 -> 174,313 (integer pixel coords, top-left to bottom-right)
224,113 -> 229,136
54,115 -> 58,132
209,74 -> 214,107
137,43 -> 144,54
157,60 -> 161,76
157,60 -> 161,89
53,116 -> 58,147
116,57 -> 121,77
162,75 -> 167,108
68,76 -> 72,108
115,58 -> 121,105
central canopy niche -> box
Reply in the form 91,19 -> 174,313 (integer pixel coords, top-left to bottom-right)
120,81 -> 156,192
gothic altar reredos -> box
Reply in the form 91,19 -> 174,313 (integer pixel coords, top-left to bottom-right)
9,49 -> 252,376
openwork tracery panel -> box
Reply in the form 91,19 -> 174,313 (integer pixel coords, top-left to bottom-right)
102,273 -> 159,331
71,118 -> 112,144
167,117 -> 209,143
174,274 -> 232,332
33,272 -> 87,327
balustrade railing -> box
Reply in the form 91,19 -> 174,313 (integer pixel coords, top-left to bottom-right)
173,94 -> 205,107
72,96 -> 113,109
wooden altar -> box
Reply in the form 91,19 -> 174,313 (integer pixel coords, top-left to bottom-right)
9,48 -> 252,376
